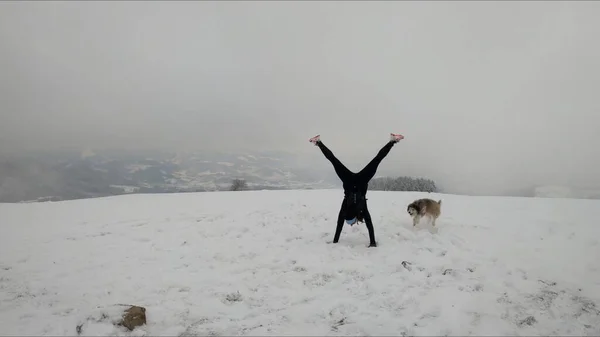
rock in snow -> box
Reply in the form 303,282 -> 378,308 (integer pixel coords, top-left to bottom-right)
76,304 -> 146,335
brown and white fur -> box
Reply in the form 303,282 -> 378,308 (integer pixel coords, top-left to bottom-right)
407,198 -> 442,227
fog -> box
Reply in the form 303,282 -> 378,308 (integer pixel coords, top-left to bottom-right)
1,1 -> 599,196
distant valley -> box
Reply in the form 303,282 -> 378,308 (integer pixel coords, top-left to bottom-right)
0,149 -> 338,203
1,148 -> 598,203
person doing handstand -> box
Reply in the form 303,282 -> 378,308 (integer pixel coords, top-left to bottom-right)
309,133 -> 404,247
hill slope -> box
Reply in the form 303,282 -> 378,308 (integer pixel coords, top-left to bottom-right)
1,190 -> 599,335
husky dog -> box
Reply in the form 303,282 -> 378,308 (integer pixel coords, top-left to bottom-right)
407,198 -> 442,227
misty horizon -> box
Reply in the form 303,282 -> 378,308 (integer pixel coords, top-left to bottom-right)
1,1 -> 600,197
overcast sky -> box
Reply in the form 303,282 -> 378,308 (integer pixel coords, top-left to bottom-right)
1,1 -> 599,194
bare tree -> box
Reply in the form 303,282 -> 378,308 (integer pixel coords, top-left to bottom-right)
230,178 -> 247,191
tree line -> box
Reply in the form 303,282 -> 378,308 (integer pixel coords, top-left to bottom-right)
368,176 -> 438,192
230,176 -> 438,193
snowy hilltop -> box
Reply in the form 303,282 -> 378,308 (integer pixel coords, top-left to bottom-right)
1,189 -> 599,336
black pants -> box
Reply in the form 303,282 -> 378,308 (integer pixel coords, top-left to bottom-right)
318,141 -> 394,183
317,140 -> 395,247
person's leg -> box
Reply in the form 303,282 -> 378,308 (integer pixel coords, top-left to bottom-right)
358,140 -> 396,183
311,136 -> 353,182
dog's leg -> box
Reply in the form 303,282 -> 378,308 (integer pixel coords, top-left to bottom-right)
413,215 -> 420,227
432,216 -> 437,227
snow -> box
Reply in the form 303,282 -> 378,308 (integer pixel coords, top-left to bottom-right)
238,156 -> 257,163
1,190 -> 599,336
125,165 -> 152,174
80,149 -> 97,159
109,185 -> 140,194
535,185 -> 600,200
534,185 -> 575,198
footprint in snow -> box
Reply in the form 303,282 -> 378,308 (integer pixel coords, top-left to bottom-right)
413,309 -> 441,328
285,236 -> 303,242
304,273 -> 335,287
338,269 -> 368,283
89,232 -> 111,238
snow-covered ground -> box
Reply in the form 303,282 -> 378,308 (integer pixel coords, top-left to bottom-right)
1,190 -> 599,336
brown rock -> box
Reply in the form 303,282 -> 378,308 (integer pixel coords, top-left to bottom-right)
76,304 -> 147,335
118,305 -> 146,331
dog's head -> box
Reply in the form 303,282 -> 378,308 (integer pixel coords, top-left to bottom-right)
407,203 -> 419,217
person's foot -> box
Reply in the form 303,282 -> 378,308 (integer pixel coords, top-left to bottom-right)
390,133 -> 404,143
368,242 -> 377,248
309,134 -> 320,145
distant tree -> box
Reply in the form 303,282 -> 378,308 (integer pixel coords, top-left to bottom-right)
369,176 -> 438,193
230,178 -> 247,191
